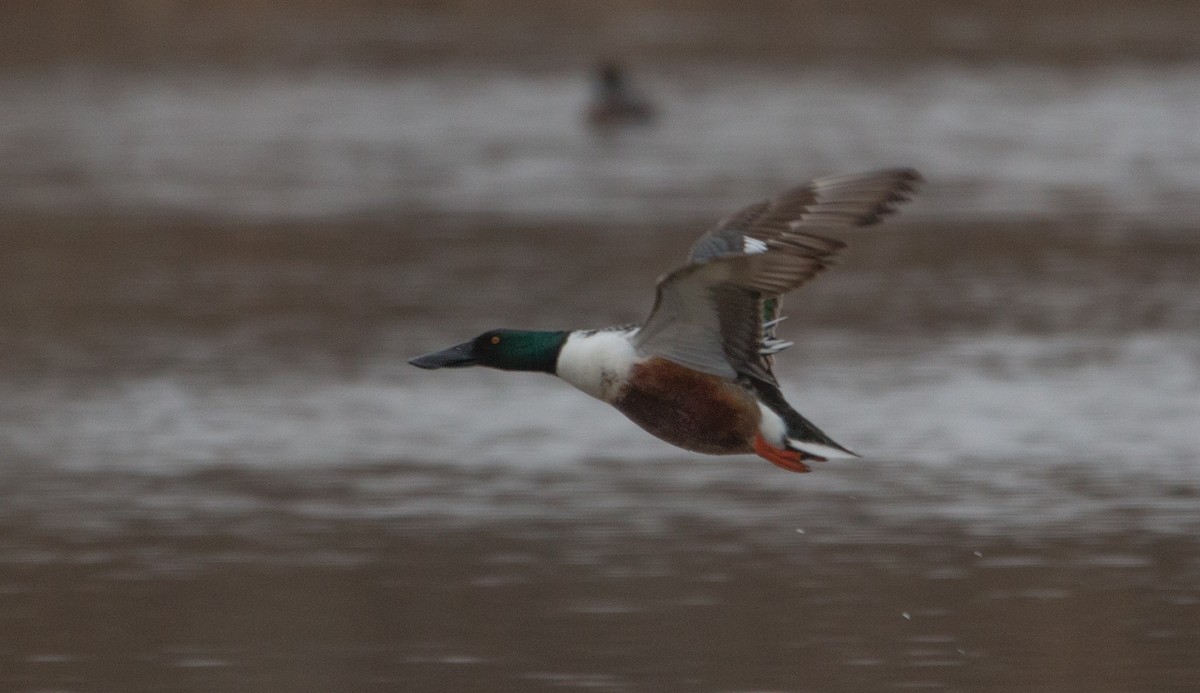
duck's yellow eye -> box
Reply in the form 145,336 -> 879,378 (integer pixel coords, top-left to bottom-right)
490,335 -> 501,345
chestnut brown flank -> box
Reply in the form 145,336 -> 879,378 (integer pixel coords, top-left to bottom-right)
613,359 -> 759,454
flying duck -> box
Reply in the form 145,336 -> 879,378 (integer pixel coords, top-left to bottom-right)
410,169 -> 922,472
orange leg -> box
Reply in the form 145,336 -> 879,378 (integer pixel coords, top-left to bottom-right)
753,433 -> 813,473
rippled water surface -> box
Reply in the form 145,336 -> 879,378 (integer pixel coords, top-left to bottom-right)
3,212 -> 1197,691
3,4 -> 1200,691
5,64 -> 1200,224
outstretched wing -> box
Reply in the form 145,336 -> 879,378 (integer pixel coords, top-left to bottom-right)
633,244 -> 841,380
634,168 -> 922,382
688,168 -> 924,264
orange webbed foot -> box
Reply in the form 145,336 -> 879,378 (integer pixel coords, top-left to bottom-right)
754,433 -> 822,473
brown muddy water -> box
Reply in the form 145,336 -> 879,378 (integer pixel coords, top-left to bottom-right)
1,213 -> 1197,692
3,3 -> 1200,691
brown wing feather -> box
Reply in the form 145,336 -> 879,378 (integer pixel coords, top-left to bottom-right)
690,168 -> 922,263
640,169 -> 923,381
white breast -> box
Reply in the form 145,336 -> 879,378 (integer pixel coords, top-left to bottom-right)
555,328 -> 640,402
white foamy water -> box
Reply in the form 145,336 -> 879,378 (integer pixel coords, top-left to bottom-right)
4,330 -> 1196,538
4,64 -> 1200,223
1,62 -> 1198,539
9,330 -> 1196,475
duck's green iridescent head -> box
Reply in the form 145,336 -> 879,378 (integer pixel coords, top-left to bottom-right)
409,329 -> 568,374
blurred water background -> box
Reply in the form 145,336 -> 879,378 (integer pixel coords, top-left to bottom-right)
1,2 -> 1199,691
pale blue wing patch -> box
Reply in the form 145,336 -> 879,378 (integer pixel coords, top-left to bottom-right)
643,169 -> 922,382
634,252 -> 832,379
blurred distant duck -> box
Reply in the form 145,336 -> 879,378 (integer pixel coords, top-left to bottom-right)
586,61 -> 655,127
410,169 -> 922,472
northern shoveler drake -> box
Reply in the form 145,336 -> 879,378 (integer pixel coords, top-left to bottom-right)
586,61 -> 655,128
410,169 -> 922,472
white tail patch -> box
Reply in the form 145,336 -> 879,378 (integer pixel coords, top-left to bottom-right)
787,438 -> 860,460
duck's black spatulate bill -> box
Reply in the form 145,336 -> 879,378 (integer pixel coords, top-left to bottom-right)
408,341 -> 477,369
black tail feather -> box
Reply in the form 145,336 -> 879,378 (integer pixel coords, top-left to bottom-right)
749,377 -> 855,455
